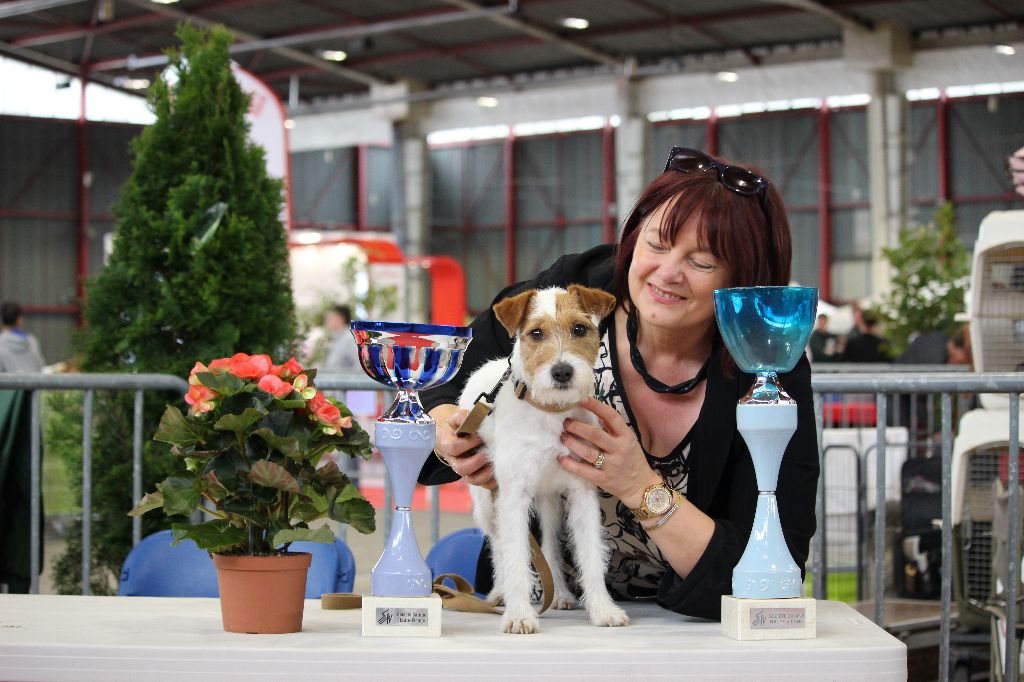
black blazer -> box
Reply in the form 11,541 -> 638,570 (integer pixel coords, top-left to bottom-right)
419,244 -> 820,620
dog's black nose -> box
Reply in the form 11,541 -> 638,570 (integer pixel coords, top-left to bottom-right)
551,363 -> 574,384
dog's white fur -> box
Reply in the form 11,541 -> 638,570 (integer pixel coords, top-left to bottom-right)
462,286 -> 629,634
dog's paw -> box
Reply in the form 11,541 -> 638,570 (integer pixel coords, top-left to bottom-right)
485,591 -> 505,607
589,604 -> 630,627
501,611 -> 541,634
551,592 -> 577,610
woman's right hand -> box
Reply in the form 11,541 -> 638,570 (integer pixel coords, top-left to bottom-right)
433,407 -> 496,490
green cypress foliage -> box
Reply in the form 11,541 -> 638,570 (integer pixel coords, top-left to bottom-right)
53,24 -> 296,593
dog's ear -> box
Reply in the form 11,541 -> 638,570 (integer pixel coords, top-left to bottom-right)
493,289 -> 536,337
568,284 -> 617,320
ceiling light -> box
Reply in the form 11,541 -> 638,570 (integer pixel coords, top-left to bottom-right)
319,50 -> 348,62
994,44 -> 1016,56
283,119 -> 295,129
560,17 -> 589,30
115,77 -> 151,90
476,96 -> 499,108
149,0 -> 180,4
716,71 -> 739,83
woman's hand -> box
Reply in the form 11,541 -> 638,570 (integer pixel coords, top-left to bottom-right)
558,397 -> 662,508
434,407 -> 497,491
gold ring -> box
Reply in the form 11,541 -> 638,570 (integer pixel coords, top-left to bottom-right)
593,451 -> 606,470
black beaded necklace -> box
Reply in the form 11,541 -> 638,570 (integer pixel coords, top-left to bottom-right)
626,308 -> 711,395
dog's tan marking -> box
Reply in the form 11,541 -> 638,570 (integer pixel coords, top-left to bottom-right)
494,290 -> 536,337
567,284 -> 617,320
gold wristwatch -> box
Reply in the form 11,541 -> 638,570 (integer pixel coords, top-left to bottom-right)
630,482 -> 682,521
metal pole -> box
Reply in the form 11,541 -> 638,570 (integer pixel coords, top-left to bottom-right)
132,390 -> 143,546
81,389 -> 93,595
874,392 -> 887,626
940,393 -> 953,682
1005,393 -> 1020,682
29,391 -> 41,594
813,393 -> 826,600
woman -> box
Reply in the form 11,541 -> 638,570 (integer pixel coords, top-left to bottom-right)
419,147 -> 819,620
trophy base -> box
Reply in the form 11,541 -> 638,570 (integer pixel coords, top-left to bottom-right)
721,595 -> 816,641
361,593 -> 443,637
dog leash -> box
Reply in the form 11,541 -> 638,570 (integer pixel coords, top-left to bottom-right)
321,534 -> 554,615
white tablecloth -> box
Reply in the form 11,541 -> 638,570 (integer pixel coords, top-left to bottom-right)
0,595 -> 906,680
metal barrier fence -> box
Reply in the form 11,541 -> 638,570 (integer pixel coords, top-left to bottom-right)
3,371 -> 1022,681
810,373 -> 1024,682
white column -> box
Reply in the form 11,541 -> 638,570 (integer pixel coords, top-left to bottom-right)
613,78 -> 649,230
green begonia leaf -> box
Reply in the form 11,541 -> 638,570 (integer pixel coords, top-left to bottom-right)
171,520 -> 245,552
157,476 -> 200,517
127,490 -> 164,517
154,406 -> 202,447
248,460 -> 301,493
215,407 -> 265,434
272,525 -> 335,546
251,428 -> 302,460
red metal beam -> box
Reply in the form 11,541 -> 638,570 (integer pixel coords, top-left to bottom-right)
76,67 -> 89,322
937,91 -> 949,202
504,133 -> 516,285
602,121 -> 615,244
818,105 -> 832,301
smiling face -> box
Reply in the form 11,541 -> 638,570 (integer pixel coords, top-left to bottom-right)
626,200 -> 731,337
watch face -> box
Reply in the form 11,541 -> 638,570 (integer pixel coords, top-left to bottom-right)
645,486 -> 673,514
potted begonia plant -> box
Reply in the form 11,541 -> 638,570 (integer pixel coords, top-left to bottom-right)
129,352 -> 374,633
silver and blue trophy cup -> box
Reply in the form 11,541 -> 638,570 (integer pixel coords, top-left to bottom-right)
714,286 -> 818,639
351,321 -> 472,636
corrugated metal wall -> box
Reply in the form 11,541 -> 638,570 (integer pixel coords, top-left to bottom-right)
3,93 -> 1021,362
0,116 -> 139,364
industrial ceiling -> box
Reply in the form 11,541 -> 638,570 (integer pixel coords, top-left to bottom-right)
1,0 -> 1022,111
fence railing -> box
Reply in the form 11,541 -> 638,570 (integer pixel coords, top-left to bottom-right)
810,372 -> 1024,682
3,370 -> 1022,682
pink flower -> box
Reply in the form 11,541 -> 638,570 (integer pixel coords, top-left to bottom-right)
257,374 -> 294,398
184,384 -> 219,415
271,357 -> 303,380
227,352 -> 273,379
307,391 -> 352,433
208,357 -> 231,374
188,362 -> 208,386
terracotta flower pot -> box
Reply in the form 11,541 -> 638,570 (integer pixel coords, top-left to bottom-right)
213,552 -> 312,634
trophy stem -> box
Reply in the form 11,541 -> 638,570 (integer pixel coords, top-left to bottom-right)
733,403 -> 802,599
381,389 -> 432,423
742,371 -> 795,405
371,421 -> 435,597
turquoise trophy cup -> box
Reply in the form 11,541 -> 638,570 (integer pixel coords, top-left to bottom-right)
714,286 -> 817,600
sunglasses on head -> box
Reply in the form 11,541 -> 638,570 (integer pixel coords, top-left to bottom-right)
663,147 -> 769,197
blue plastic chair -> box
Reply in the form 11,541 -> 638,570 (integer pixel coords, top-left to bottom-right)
425,527 -> 485,592
118,530 -> 357,597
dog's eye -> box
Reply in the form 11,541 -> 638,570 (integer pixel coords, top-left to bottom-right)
529,328 -> 544,341
572,324 -> 588,337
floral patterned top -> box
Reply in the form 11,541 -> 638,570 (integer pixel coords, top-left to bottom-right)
594,315 -> 691,601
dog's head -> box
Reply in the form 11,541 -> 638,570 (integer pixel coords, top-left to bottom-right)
493,285 -> 617,407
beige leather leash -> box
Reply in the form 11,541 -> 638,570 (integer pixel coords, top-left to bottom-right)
321,534 -> 555,615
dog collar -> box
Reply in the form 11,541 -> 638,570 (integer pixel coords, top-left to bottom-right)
513,380 -> 580,414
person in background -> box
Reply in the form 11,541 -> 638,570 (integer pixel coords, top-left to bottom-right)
419,147 -> 819,621
808,313 -> 839,362
322,304 -> 360,375
841,308 -> 889,363
0,302 -> 45,373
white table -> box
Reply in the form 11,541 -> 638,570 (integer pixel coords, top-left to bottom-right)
0,595 -> 905,680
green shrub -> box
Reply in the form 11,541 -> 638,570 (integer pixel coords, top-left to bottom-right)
52,23 -> 296,593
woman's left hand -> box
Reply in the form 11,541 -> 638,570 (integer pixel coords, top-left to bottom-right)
559,396 -> 662,508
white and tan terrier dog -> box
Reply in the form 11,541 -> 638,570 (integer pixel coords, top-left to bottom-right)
462,284 -> 630,634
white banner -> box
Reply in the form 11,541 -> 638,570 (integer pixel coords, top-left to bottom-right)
231,64 -> 292,230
